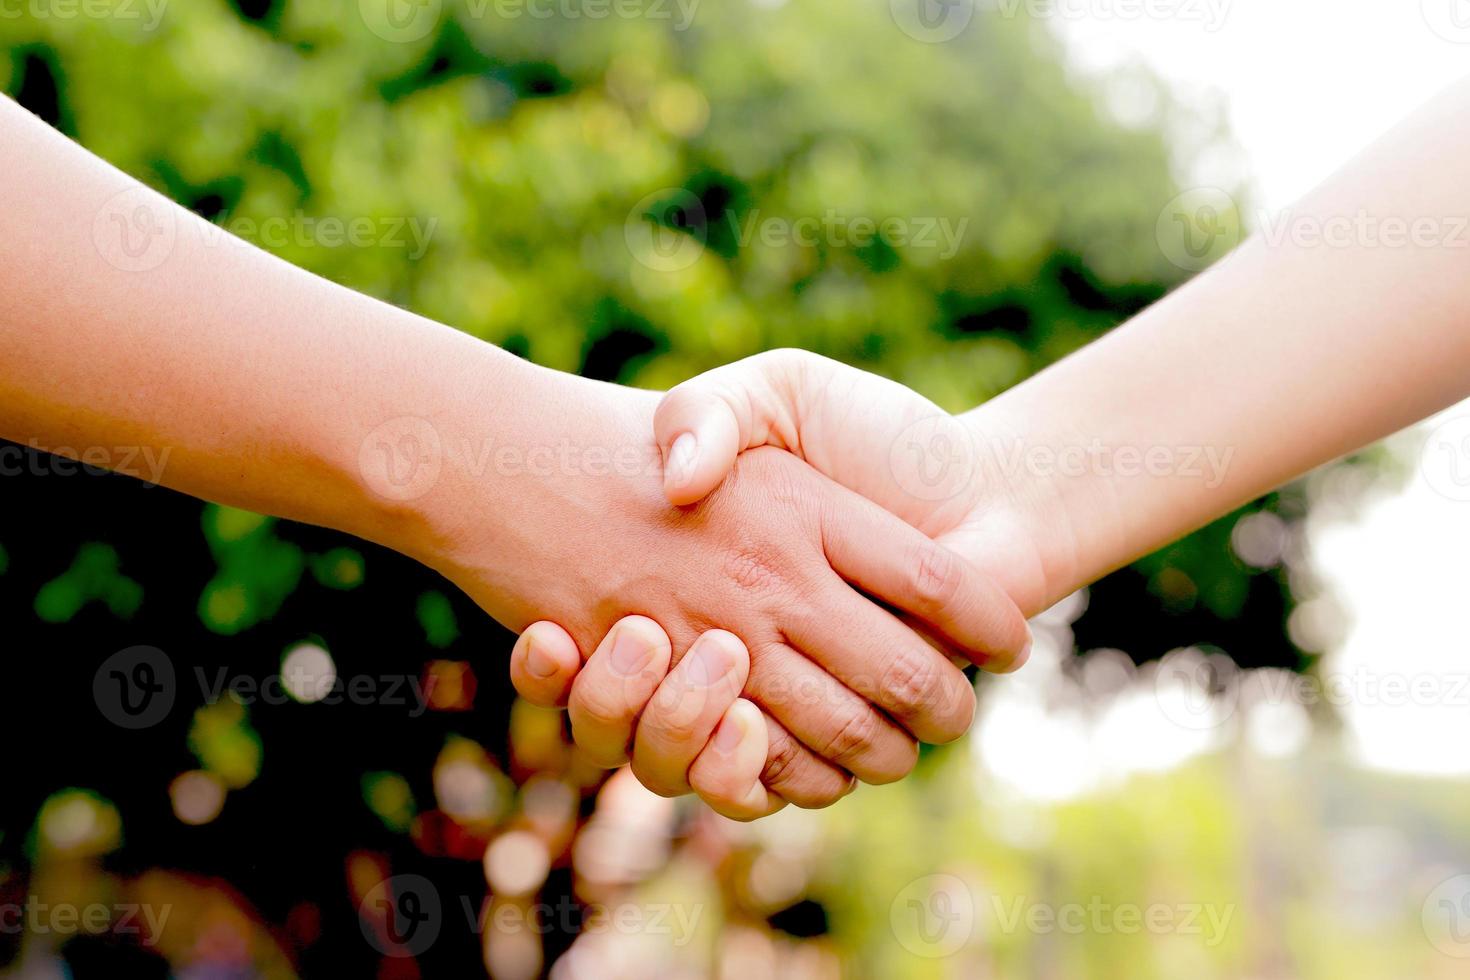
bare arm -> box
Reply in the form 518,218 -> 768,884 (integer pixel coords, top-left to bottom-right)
0,95 -> 1033,810
0,93 -> 519,552
968,74 -> 1470,603
631,76 -> 1470,620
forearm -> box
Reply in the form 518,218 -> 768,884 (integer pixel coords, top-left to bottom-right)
0,95 -> 538,555
965,76 -> 1470,606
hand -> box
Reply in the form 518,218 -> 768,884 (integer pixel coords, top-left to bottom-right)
652,349 -> 1062,618
511,616 -> 783,821
399,370 -> 1030,808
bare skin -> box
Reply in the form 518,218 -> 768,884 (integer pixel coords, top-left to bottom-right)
517,75 -> 1470,810
0,95 -> 1029,815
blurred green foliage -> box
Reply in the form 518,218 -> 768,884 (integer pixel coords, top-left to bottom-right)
33,542 -> 142,622
0,0 -> 1280,662
2,0 -> 1189,394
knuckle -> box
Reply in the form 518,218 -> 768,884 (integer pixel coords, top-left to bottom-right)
878,647 -> 942,721
759,347 -> 806,381
689,764 -> 738,809
760,729 -> 805,790
818,706 -> 884,768
909,542 -> 964,611
572,683 -> 632,730
792,782 -> 847,810
633,708 -> 681,749
734,447 -> 811,511
722,545 -> 784,593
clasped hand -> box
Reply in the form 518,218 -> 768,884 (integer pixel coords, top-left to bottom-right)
456,353 -> 1043,820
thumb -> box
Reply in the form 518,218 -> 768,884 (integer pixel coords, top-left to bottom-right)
653,375 -> 748,506
655,352 -> 806,506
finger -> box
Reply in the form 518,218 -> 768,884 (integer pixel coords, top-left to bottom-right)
819,493 -> 1032,672
567,616 -> 673,768
655,353 -> 813,507
787,586 -> 977,744
759,712 -> 857,809
654,378 -> 745,506
631,630 -> 750,797
746,640 -> 918,784
509,621 -> 584,708
689,699 -> 786,821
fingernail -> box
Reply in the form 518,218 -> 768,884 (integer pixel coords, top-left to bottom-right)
684,633 -> 736,688
713,711 -> 744,753
667,432 -> 698,486
609,627 -> 654,677
1017,627 -> 1034,668
525,638 -> 559,679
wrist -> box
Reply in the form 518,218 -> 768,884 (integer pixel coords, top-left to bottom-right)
355,348 -> 663,621
957,402 -> 1125,616
340,326 -> 550,566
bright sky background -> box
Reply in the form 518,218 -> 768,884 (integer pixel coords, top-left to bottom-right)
1054,0 -> 1470,210
974,2 -> 1470,796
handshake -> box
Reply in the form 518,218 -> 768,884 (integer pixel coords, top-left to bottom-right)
444,349 -> 1054,822
12,79 -> 1464,825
